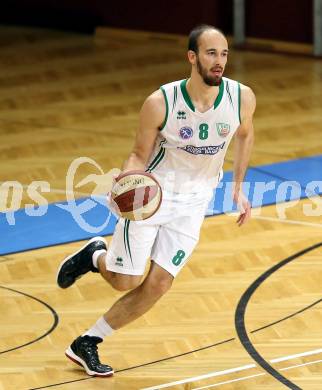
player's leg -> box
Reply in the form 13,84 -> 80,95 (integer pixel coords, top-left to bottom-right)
56,236 -> 143,290
76,199 -> 208,367
60,194 -> 208,377
103,261 -> 173,330
56,217 -> 152,290
64,261 -> 173,377
96,201 -> 208,332
63,218 -> 159,376
56,236 -> 108,289
97,260 -> 142,291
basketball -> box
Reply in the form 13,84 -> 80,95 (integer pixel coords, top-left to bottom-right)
110,170 -> 162,221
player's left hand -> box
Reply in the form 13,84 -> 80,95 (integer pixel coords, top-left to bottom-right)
233,189 -> 251,227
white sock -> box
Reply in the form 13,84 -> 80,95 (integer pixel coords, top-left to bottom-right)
83,316 -> 114,340
92,249 -> 107,269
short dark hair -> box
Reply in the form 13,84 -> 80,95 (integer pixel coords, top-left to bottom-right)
188,24 -> 224,53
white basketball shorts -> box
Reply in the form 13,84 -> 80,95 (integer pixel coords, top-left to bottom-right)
105,189 -> 213,277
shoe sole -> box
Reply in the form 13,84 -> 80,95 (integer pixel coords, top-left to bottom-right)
65,346 -> 114,377
56,236 -> 107,288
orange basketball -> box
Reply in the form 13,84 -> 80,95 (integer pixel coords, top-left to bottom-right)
110,170 -> 162,221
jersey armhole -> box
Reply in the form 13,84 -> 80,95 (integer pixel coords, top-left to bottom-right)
159,87 -> 169,131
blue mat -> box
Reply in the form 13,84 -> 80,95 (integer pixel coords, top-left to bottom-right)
207,155 -> 322,215
1,155 -> 322,255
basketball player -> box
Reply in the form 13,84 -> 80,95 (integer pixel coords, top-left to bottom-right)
57,24 -> 255,376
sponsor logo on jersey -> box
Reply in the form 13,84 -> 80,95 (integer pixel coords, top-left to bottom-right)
178,142 -> 225,155
216,122 -> 230,137
177,111 -> 186,119
179,126 -> 193,139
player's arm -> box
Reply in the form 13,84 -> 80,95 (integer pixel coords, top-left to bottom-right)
233,84 -> 256,226
122,90 -> 166,172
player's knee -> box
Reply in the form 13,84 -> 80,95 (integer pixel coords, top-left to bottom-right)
109,274 -> 142,291
144,275 -> 173,298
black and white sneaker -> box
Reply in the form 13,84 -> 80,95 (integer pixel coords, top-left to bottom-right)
65,335 -> 113,377
57,237 -> 107,289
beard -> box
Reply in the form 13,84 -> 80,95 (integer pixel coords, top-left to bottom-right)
196,57 -> 222,86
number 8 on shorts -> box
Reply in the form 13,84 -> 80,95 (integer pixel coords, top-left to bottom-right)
172,250 -> 186,266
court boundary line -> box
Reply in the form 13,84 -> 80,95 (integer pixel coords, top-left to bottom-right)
141,349 -> 322,390
191,359 -> 322,390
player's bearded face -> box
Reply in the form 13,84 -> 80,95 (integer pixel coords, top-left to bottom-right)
196,55 -> 223,87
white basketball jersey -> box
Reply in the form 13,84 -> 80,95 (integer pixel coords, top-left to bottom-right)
146,77 -> 241,194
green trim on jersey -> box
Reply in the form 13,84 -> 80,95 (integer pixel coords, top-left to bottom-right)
214,79 -> 224,109
238,82 -> 241,124
180,78 -> 224,112
225,80 -> 233,107
159,87 -> 168,130
146,140 -> 166,172
180,79 -> 195,112
172,85 -> 178,112
149,148 -> 165,172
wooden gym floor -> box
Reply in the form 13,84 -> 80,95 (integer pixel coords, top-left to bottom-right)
0,26 -> 321,389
